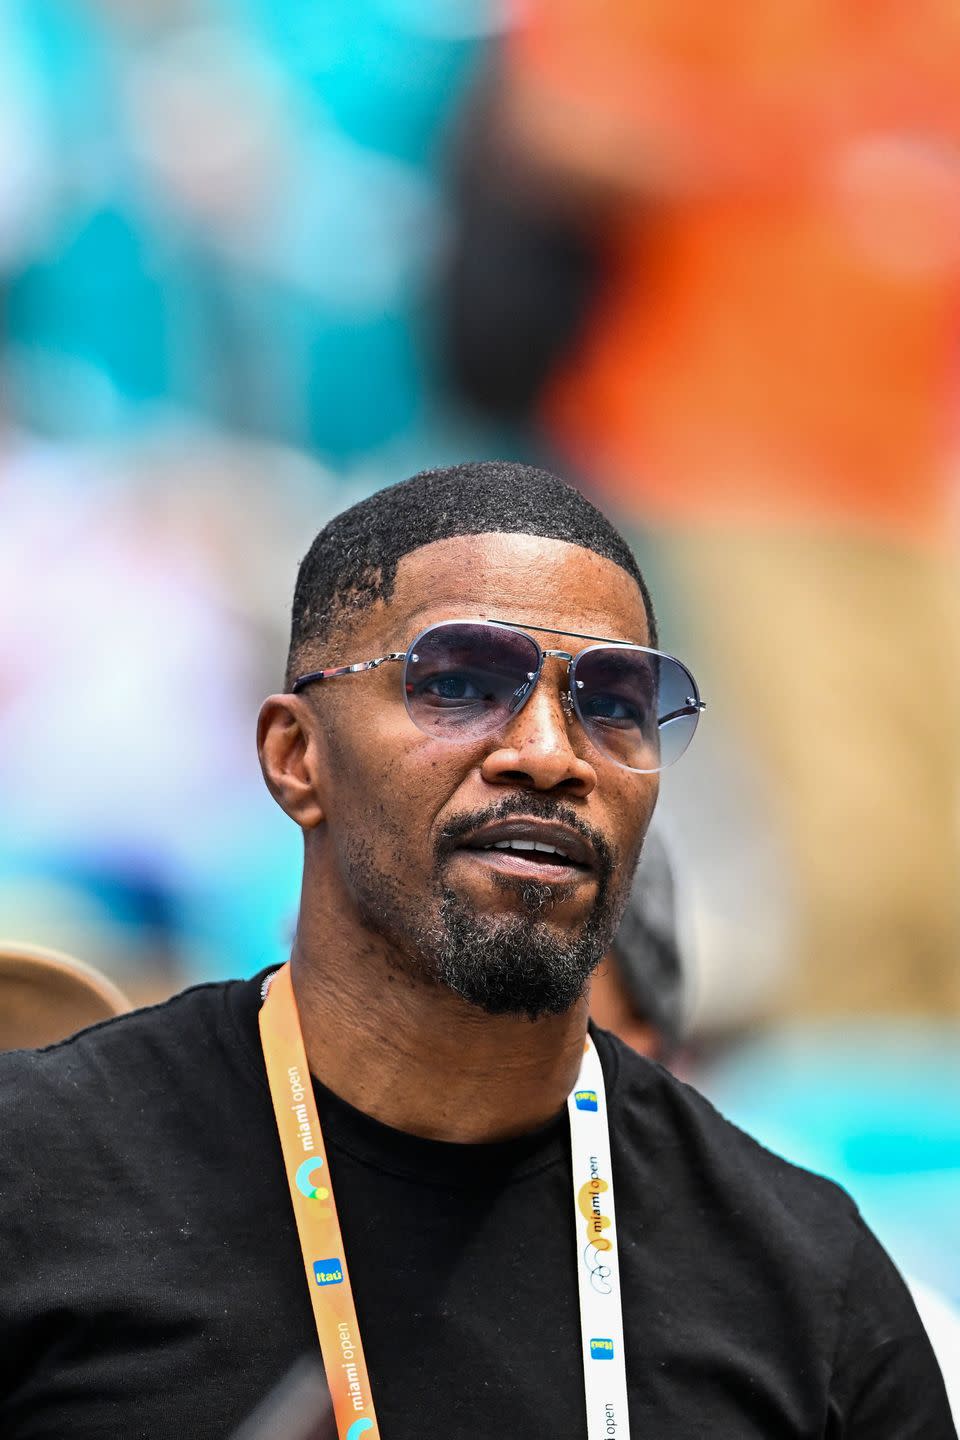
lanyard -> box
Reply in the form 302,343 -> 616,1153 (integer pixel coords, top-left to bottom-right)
567,1032 -> 631,1438
260,962 -> 630,1440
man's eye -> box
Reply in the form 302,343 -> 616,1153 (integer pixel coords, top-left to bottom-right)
419,672 -> 487,702
582,692 -> 644,725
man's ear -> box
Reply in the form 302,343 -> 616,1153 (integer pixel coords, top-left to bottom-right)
257,694 -> 327,829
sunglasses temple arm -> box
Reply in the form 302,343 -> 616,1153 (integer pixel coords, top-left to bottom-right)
659,701 -> 707,725
291,654 -> 406,693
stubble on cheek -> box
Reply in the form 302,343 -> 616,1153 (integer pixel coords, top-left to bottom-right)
337,809 -> 446,975
321,719 -> 433,953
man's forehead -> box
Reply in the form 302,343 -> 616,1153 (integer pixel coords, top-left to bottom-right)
378,532 -> 650,645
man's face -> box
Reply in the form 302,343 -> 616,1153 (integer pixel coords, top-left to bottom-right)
304,533 -> 659,1018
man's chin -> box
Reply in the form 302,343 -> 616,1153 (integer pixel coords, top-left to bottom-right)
427,890 -> 607,1021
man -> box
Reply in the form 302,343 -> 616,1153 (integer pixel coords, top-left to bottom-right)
0,462 -> 953,1438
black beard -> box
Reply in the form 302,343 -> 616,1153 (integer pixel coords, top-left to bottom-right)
343,795 -> 633,1022
423,794 -> 626,1020
429,876 -> 616,1020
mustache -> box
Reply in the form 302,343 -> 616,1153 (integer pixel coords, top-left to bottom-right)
436,793 -> 615,879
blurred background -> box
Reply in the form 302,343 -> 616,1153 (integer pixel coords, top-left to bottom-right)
1,0 -> 958,1324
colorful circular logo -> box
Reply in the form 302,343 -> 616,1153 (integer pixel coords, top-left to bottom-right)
295,1156 -> 330,1201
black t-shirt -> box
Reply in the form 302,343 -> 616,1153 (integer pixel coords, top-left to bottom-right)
0,972 -> 953,1439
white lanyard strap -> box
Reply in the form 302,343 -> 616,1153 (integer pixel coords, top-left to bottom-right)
568,1035 -> 631,1440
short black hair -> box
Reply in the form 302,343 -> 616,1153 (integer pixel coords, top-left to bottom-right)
286,460 -> 656,686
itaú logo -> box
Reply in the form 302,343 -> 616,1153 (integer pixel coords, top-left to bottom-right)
578,1155 -> 613,1294
295,1156 -> 330,1201
313,1258 -> 344,1286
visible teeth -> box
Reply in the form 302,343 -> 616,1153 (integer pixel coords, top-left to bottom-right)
485,840 -> 571,860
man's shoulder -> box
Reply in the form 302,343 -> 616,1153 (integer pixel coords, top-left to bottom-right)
603,1028 -> 861,1250
0,971 -> 266,1134
600,1035 -> 957,1434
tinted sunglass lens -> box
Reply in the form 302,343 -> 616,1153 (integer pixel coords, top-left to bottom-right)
572,647 -> 701,772
403,623 -> 541,739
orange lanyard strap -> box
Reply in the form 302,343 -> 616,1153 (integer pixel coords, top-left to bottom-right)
259,964 -> 380,1440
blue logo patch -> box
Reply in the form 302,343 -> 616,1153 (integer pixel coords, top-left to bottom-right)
313,1258 -> 344,1286
574,1090 -> 598,1111
590,1338 -> 614,1360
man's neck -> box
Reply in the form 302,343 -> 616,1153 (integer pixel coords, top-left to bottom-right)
289,937 -> 590,1146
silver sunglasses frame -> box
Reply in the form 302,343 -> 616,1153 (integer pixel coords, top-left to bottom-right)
291,618 -> 705,771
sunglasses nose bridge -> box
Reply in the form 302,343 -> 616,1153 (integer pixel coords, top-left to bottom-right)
534,649 -> 577,714
541,649 -> 574,681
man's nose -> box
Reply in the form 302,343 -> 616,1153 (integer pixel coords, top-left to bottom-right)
479,671 -> 597,797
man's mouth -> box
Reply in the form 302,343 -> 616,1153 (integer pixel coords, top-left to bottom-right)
452,819 -> 596,885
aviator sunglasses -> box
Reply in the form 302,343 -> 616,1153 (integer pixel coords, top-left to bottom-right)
292,619 -> 705,774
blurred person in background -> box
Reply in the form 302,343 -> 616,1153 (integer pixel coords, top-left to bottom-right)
0,942 -> 129,1051
0,439 -> 257,996
447,0 -> 960,1022
0,429 -> 340,996
591,826 -> 687,1065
